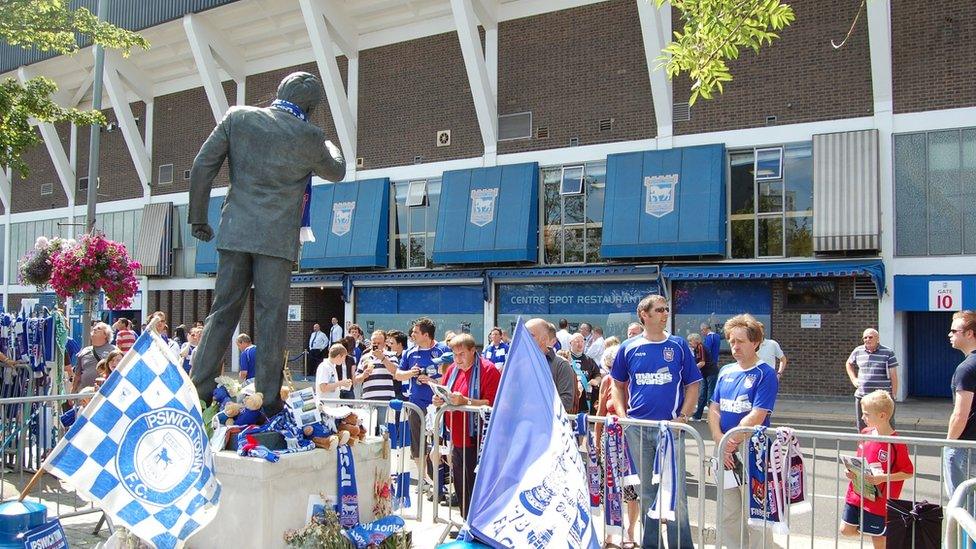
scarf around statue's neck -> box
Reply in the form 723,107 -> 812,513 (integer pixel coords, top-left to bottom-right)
271,99 -> 316,243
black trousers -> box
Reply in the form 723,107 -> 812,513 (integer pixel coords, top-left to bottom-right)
306,348 -> 323,377
451,444 -> 479,519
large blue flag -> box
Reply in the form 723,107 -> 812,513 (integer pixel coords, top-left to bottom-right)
42,328 -> 221,548
464,320 -> 599,548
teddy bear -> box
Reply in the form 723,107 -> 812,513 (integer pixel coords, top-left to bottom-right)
302,422 -> 349,450
336,412 -> 366,445
224,392 -> 267,426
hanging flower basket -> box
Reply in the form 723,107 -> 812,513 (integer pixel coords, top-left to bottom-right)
50,232 -> 141,310
18,236 -> 72,291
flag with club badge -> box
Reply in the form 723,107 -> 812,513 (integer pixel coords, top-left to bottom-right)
41,327 -> 221,548
461,320 -> 599,548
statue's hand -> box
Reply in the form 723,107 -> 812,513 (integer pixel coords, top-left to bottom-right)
192,223 -> 214,242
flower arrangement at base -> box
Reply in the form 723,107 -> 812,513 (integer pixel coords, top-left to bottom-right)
50,232 -> 141,310
18,236 -> 71,290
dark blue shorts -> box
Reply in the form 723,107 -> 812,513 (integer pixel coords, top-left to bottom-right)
843,503 -> 886,536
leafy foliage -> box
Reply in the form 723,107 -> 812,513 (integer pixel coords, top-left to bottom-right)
0,0 -> 149,178
654,0 -> 795,105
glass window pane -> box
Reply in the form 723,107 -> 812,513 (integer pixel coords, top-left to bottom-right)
585,168 -> 605,224
585,226 -> 602,263
561,166 -> 584,195
758,217 -> 784,257
564,227 -> 584,263
786,215 -> 813,257
409,207 -> 425,233
395,204 -> 409,235
395,237 -> 408,269
755,147 -> 783,180
409,235 -> 426,268
564,194 -> 585,224
964,130 -> 976,254
542,168 -> 561,186
427,179 -> 442,214
544,184 -> 561,225
927,130 -> 962,255
894,133 -> 928,256
784,143 -> 813,213
758,180 -> 784,213
544,226 -> 561,264
730,219 -> 755,258
730,151 -> 755,215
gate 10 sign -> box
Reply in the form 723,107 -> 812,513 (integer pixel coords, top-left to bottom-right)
929,280 -> 962,311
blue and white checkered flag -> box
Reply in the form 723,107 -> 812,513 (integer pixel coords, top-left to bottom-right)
42,327 -> 221,548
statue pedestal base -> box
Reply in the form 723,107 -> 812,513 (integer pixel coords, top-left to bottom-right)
191,439 -> 388,548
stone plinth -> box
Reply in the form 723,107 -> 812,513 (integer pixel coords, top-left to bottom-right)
191,439 -> 388,549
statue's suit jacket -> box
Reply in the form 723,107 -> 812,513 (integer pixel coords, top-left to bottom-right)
187,106 -> 345,262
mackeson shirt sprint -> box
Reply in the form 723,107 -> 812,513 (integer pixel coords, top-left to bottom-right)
610,333 -> 702,420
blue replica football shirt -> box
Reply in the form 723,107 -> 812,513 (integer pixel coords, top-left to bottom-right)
240,345 -> 257,380
711,361 -> 779,434
610,333 -> 702,420
484,342 -> 509,366
399,342 -> 451,408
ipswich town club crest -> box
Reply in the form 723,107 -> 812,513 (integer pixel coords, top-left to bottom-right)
663,347 -> 675,362
469,188 -> 499,227
643,174 -> 679,218
118,408 -> 206,505
332,201 -> 355,237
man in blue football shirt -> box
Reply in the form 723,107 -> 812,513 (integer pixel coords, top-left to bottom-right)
395,317 -> 451,485
611,294 -> 701,549
236,333 -> 257,382
709,313 -> 779,548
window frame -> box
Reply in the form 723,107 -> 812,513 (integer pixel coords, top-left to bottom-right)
539,162 -> 606,265
391,178 -> 440,270
782,279 -> 840,312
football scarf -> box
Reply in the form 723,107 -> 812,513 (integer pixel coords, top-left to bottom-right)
577,413 -> 601,511
270,98 -> 315,243
446,360 -> 482,442
768,427 -> 810,534
386,399 -> 411,450
648,422 -> 677,521
603,417 -> 624,535
337,444 -> 360,529
747,426 -> 781,528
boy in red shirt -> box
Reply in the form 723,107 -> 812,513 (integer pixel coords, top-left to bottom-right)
840,390 -> 914,547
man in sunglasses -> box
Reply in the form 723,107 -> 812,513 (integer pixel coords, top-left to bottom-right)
946,310 -> 976,499
845,328 -> 900,431
609,294 -> 701,549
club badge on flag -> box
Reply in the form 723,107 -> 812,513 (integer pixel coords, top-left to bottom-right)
461,320 -> 599,548
41,328 -> 221,549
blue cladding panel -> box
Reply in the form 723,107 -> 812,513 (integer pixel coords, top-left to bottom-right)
300,178 -> 389,269
194,196 -> 224,274
894,275 -> 976,311
602,144 -> 726,258
432,163 -> 539,264
357,286 -> 483,315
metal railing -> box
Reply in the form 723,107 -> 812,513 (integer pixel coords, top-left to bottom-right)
716,425 -> 976,548
318,397 -> 427,522
945,477 -> 976,548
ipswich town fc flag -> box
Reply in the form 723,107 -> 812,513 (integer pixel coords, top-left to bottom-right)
462,320 -> 599,548
42,328 -> 221,548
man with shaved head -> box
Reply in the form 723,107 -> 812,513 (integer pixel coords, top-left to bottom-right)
846,328 -> 900,430
526,318 -> 577,412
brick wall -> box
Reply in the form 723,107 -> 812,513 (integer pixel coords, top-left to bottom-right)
772,278 -> 878,398
74,104 -> 147,205
673,0 -> 873,134
359,32 -> 481,168
12,125 -> 68,213
497,0 -> 656,154
151,83 -> 234,196
892,0 -> 976,113
147,289 -> 215,333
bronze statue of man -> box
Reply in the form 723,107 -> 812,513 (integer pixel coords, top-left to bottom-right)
187,72 -> 345,415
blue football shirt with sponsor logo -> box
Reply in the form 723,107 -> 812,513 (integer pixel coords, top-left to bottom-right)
711,361 -> 779,433
399,342 -> 451,408
610,334 -> 702,420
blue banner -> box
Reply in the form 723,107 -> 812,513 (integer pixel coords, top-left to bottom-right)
22,520 -> 67,549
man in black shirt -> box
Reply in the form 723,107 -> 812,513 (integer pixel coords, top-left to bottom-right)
946,310 -> 976,497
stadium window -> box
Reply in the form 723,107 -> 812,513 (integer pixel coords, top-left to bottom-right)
729,143 -> 813,259
541,162 -> 605,265
393,178 -> 441,269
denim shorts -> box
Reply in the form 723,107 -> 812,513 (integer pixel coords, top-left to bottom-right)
842,503 -> 886,536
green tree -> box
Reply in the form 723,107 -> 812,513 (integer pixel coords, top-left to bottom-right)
0,0 -> 149,178
654,0 -> 795,105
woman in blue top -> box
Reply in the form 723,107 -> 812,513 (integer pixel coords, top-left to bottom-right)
483,326 -> 509,369
709,313 -> 779,549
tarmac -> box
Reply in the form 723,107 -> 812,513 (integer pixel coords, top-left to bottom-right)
772,394 -> 952,434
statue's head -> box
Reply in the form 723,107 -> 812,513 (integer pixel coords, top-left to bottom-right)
276,72 -> 324,115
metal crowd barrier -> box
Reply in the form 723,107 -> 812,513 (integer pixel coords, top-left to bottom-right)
318,397 -> 427,523
428,406 -> 708,548
716,425 -> 976,548
429,403 -> 491,543
0,392 -> 101,522
945,477 -> 976,549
